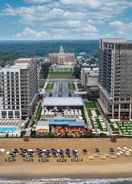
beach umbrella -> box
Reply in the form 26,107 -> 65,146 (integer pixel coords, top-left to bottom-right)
6,151 -> 9,155
28,149 -> 33,152
125,151 -> 131,156
0,148 -> 5,153
111,155 -> 117,159
116,152 -> 121,157
101,155 -> 106,159
119,151 -> 123,155
88,155 -> 94,160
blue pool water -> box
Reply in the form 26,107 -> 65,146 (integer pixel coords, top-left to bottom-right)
0,127 -> 16,133
49,118 -> 85,127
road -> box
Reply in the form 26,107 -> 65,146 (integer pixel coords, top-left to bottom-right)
52,81 -> 60,97
62,81 -> 69,97
45,80 -> 75,97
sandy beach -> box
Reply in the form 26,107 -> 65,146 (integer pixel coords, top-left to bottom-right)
0,138 -> 132,179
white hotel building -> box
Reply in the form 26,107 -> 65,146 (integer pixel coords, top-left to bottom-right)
0,58 -> 38,119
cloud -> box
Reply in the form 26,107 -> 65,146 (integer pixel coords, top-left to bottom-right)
2,0 -> 132,39
110,21 -> 132,35
24,0 -> 53,5
3,4 -> 34,16
16,27 -> 49,39
61,0 -> 101,8
4,0 -> 132,24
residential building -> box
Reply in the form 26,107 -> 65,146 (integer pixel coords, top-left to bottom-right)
99,38 -> 132,120
0,58 -> 38,119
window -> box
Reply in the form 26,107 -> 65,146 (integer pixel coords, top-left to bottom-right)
15,111 -> 20,118
2,111 -> 6,118
8,111 -> 13,118
121,104 -> 129,109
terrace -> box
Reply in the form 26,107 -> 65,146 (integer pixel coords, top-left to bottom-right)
112,121 -> 132,136
85,100 -> 109,136
0,119 -> 24,137
117,121 -> 132,136
109,120 -> 120,136
109,119 -> 132,136
43,107 -> 83,120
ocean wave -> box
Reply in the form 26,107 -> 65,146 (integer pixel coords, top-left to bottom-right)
0,178 -> 132,184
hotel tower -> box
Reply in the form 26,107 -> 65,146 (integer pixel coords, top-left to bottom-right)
0,58 -> 38,119
99,38 -> 132,120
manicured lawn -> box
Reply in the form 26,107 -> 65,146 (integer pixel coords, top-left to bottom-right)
46,83 -> 54,92
68,82 -> 75,90
85,100 -> 97,109
48,71 -> 74,79
49,68 -> 73,72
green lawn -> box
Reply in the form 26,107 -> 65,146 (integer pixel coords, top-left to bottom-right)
45,83 -> 54,92
48,71 -> 74,79
49,67 -> 73,73
85,100 -> 97,109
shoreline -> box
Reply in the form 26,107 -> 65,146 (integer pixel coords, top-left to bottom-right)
0,163 -> 132,179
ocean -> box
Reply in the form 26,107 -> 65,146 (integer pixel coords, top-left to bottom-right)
0,40 -> 99,57
0,178 -> 132,184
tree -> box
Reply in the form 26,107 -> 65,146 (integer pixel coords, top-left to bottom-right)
40,62 -> 51,79
73,64 -> 81,78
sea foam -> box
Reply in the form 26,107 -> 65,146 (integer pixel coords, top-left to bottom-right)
0,178 -> 132,184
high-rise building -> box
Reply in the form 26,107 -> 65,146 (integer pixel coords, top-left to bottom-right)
49,46 -> 76,65
0,58 -> 38,119
99,38 -> 132,120
81,67 -> 99,88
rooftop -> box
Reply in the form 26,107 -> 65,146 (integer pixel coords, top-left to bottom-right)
0,63 -> 31,71
49,118 -> 85,127
37,118 -> 86,128
43,97 -> 84,107
101,38 -> 127,43
36,120 -> 49,128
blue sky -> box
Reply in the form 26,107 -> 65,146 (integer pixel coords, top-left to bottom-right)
0,0 -> 132,40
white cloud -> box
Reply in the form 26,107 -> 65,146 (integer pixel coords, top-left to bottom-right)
61,0 -> 101,8
4,0 -> 132,24
16,27 -> 49,39
25,0 -> 52,4
82,25 -> 97,33
2,0 -> 132,39
110,21 -> 132,35
3,4 -> 34,16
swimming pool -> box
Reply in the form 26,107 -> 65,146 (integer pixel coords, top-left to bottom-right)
0,127 -> 17,133
49,118 -> 85,127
